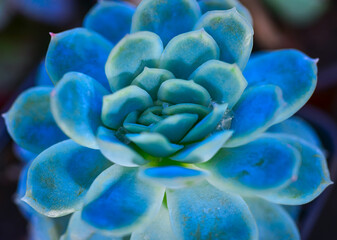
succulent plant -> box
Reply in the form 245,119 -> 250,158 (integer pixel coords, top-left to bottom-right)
5,0 -> 331,239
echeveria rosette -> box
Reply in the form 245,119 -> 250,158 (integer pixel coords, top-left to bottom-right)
4,0 -> 331,239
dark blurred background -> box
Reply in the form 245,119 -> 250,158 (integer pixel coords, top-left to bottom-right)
0,0 -> 337,239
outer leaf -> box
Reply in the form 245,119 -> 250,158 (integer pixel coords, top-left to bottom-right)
268,116 -> 322,148
167,181 -> 258,240
159,29 -> 219,79
244,50 -> 317,122
131,0 -> 201,45
23,140 -> 111,217
198,0 -> 253,23
51,72 -> 109,149
105,31 -> 163,91
82,165 -> 165,236
245,197 -> 300,240
30,214 -> 70,240
199,135 -> 301,195
131,206 -> 177,240
190,60 -> 247,108
84,1 -> 135,44
4,87 -> 67,153
61,212 -> 122,240
225,85 -> 284,148
194,8 -> 253,69
259,134 -> 332,205
46,28 -> 113,90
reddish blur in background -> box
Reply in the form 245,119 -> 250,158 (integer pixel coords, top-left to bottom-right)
0,0 -> 337,239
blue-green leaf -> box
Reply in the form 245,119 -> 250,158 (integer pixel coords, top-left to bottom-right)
225,85 -> 284,147
159,29 -> 219,79
61,212 -> 122,240
151,113 -> 199,143
181,103 -> 228,143
171,130 -> 233,163
126,132 -> 183,157
4,87 -> 67,153
131,67 -> 175,100
23,140 -> 111,217
30,214 -> 70,240
51,72 -> 109,149
157,79 -> 211,106
245,197 -> 300,240
190,60 -> 247,108
46,28 -> 113,90
96,126 -> 147,167
131,0 -> 201,45
167,181 -> 258,240
259,134 -> 332,205
199,135 -> 301,194
84,1 -> 135,44
105,31 -> 163,91
102,86 -> 153,129
82,165 -> 165,236
198,0 -> 253,23
194,8 -> 253,69
130,206 -> 176,240
244,50 -> 317,122
162,103 -> 210,119
268,116 -> 322,148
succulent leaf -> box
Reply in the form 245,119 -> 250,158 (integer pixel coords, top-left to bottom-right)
102,86 -> 153,129
96,126 -> 147,167
131,67 -> 175,100
82,165 -> 165,235
61,211 -> 122,240
130,206 -> 176,240
259,134 -> 332,205
181,103 -> 228,143
244,50 -> 317,123
167,181 -> 258,240
126,132 -> 183,157
105,31 -> 163,92
198,0 -> 253,23
245,197 -> 300,240
268,116 -> 322,148
131,0 -> 201,45
200,134 -> 301,194
159,29 -> 220,79
23,140 -> 112,217
194,9 -> 254,70
51,72 -> 109,149
4,87 -> 67,153
225,85 -> 285,147
157,79 -> 211,106
190,59 -> 247,108
46,28 -> 113,90
171,130 -> 233,163
84,1 -> 135,44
